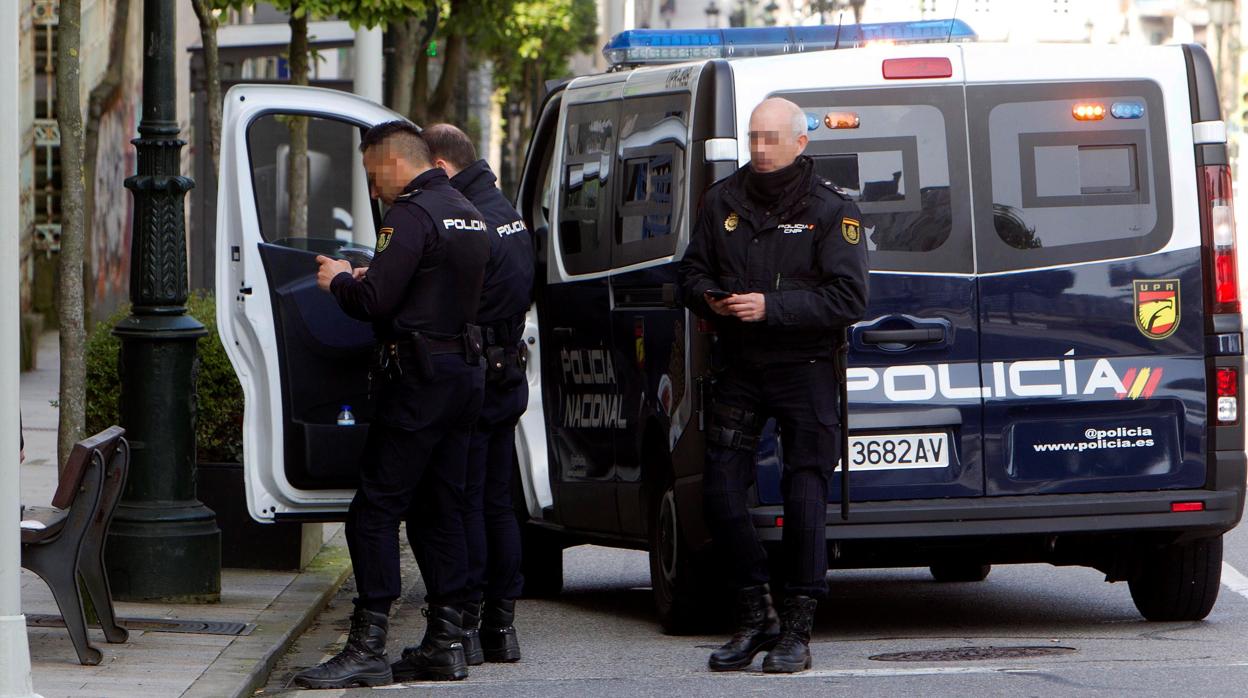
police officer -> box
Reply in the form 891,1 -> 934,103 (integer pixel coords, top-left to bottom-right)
413,123 -> 534,666
294,121 -> 490,688
678,98 -> 869,674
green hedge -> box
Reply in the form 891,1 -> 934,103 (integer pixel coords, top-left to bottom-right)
85,291 -> 244,464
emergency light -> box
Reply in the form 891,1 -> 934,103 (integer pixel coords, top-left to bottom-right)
603,19 -> 977,67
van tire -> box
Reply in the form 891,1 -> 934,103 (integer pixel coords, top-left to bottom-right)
649,477 -> 718,635
929,563 -> 991,583
1128,535 -> 1222,622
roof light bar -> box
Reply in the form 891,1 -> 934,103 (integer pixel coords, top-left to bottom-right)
603,19 -> 977,67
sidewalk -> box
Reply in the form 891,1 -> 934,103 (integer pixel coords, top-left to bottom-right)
19,333 -> 353,698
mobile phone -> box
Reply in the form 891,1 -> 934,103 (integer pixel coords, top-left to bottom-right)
705,289 -> 733,300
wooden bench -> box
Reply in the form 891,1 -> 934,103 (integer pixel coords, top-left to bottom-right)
21,426 -> 130,665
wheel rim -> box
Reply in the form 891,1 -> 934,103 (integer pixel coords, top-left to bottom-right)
659,488 -> 678,584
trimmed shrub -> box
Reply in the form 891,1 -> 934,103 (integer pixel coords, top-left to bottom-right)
85,291 -> 244,463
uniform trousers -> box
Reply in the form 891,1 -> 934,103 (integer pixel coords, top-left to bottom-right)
461,376 -> 529,602
346,354 -> 485,611
703,359 -> 841,598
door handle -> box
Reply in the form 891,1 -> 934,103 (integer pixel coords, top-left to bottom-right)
860,327 -> 944,345
553,327 -> 574,340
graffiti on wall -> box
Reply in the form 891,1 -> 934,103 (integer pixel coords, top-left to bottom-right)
90,93 -> 137,318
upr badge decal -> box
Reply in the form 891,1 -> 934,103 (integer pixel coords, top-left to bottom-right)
376,227 -> 394,253
1133,279 -> 1180,340
724,212 -> 739,232
841,217 -> 861,245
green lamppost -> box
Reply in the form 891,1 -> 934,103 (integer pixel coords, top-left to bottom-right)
105,0 -> 221,602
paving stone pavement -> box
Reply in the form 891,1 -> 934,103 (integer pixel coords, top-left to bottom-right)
18,333 -> 353,698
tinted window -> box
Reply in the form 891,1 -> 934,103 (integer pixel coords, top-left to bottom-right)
968,81 -> 1171,272
784,86 -> 972,274
615,94 -> 689,267
559,102 -> 619,274
247,114 -> 372,247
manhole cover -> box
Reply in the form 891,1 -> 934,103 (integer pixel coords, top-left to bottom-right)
870,646 -> 1077,662
26,614 -> 252,636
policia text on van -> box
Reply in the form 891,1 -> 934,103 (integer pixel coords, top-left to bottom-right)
216,19 -> 1244,641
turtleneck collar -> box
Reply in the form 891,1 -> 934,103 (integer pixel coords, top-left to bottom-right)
743,155 -> 811,207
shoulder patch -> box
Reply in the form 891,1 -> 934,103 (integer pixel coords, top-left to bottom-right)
841,217 -> 861,245
376,226 -> 394,253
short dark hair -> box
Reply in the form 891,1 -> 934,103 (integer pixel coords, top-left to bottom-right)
421,123 -> 478,170
359,120 -> 430,165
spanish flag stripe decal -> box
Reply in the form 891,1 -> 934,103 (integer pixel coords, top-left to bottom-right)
1141,367 -> 1164,399
1128,367 -> 1152,400
1117,368 -> 1138,399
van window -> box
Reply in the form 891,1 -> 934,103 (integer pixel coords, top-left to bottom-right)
246,114 -> 366,246
615,94 -> 689,268
784,86 -> 973,274
559,101 -> 620,275
967,81 -> 1171,273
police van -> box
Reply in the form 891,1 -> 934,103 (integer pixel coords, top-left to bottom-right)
217,19 -> 1245,632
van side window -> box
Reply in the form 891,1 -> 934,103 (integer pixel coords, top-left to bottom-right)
615,94 -> 689,268
559,101 -> 620,275
968,81 -> 1171,273
785,86 -> 973,274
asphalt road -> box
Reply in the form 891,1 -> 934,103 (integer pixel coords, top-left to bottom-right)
262,520 -> 1248,697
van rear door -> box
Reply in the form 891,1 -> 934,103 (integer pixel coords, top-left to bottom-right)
743,45 -> 983,502
965,45 -> 1207,495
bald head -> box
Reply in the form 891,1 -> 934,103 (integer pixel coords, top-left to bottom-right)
747,97 -> 809,173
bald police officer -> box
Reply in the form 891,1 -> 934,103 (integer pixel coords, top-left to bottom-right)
679,98 -> 869,673
413,123 -> 534,667
294,122 -> 489,688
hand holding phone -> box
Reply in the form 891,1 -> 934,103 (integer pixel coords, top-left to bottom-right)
704,288 -> 733,301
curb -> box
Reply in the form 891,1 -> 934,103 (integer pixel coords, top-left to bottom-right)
181,532 -> 353,698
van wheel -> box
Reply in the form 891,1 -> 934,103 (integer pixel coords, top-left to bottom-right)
1128,535 -> 1222,622
929,563 -> 991,583
649,479 -> 717,635
519,524 -> 564,597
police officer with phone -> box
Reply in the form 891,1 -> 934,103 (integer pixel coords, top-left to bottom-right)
294,121 -> 490,688
679,98 -> 869,674
405,124 -> 534,669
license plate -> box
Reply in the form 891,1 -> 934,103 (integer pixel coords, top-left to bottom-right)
846,432 -> 949,470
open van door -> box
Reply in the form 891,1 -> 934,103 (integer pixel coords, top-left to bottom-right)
216,85 -> 402,522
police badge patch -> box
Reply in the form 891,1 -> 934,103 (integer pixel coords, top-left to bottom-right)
376,227 -> 394,253
841,217 -> 861,245
724,212 -> 739,232
1133,279 -> 1180,340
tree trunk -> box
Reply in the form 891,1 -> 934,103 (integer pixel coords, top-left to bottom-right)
287,7 -> 309,237
389,17 -> 420,118
410,46 -> 429,124
427,30 -> 466,122
56,0 -> 86,470
190,0 -> 222,178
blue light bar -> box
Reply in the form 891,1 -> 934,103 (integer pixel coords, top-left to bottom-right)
1111,101 -> 1145,119
603,19 -> 977,67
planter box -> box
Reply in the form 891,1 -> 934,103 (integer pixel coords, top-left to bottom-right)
197,462 -> 322,570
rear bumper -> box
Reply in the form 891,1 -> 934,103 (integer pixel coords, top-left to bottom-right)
751,450 -> 1246,542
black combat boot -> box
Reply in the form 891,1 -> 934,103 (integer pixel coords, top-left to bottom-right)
292,606 -> 392,689
461,600 -> 484,666
390,605 -> 469,682
708,584 -> 781,671
762,595 -> 817,674
480,598 -> 521,662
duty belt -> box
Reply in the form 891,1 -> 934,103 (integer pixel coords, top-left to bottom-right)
482,313 -> 526,348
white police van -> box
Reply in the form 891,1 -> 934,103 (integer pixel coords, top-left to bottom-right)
218,20 -> 1244,632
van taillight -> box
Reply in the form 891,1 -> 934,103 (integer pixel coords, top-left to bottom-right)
1199,165 -> 1240,314
1216,366 -> 1238,424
